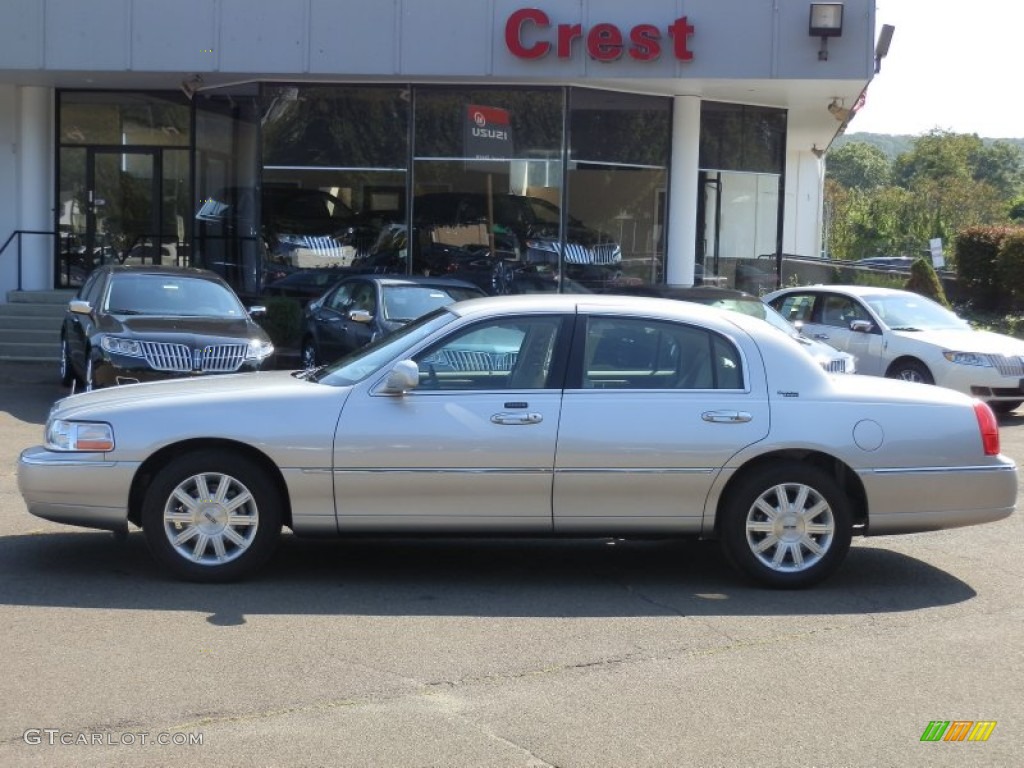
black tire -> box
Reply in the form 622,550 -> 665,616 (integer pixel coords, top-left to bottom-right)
886,359 -> 933,385
720,461 -> 852,589
59,336 -> 75,387
300,337 -> 319,369
990,400 -> 1022,414
141,450 -> 283,582
83,352 -> 96,391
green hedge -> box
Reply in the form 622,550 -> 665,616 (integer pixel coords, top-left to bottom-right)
954,226 -> 1019,310
255,297 -> 303,348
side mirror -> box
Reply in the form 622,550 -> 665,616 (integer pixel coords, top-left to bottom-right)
69,299 -> 91,316
850,319 -> 873,334
348,309 -> 373,324
248,305 -> 267,317
382,359 -> 420,394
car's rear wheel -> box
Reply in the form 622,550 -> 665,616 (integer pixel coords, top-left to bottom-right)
59,336 -> 74,387
141,450 -> 283,582
720,462 -> 852,589
886,359 -> 933,384
300,337 -> 318,369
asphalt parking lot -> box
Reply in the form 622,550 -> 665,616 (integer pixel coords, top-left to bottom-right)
0,361 -> 1021,767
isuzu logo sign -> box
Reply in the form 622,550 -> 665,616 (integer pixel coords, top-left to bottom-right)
505,8 -> 695,62
464,105 -> 514,160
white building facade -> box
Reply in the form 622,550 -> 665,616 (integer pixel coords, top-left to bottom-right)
0,0 -> 877,298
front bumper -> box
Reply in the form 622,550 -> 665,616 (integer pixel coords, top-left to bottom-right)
17,446 -> 139,533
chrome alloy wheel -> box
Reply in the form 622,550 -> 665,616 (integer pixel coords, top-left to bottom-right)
162,471 -> 259,566
744,482 -> 835,572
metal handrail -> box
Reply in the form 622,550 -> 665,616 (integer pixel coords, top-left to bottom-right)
0,230 -> 56,291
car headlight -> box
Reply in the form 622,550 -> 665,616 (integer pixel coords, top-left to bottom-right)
246,338 -> 275,361
45,419 -> 115,452
943,351 -> 992,367
100,336 -> 144,357
276,234 -> 309,247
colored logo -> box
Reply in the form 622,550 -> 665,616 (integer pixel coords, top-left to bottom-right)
920,721 -> 996,742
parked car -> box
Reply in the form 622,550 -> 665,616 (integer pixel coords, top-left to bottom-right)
299,274 -> 486,367
602,285 -> 855,374
764,285 -> 1024,412
60,265 -> 275,390
23,294 -> 1015,588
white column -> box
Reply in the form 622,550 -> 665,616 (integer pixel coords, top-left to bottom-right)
18,86 -> 53,290
665,95 -> 700,287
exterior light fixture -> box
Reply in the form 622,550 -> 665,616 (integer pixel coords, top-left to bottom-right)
809,3 -> 844,61
875,24 -> 895,73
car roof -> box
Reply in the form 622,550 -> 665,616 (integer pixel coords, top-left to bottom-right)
340,274 -> 485,290
446,292 -> 758,329
768,285 -> 911,299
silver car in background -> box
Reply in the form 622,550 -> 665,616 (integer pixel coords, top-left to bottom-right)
19,295 -> 1015,588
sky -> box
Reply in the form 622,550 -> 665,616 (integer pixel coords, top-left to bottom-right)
847,0 -> 1023,139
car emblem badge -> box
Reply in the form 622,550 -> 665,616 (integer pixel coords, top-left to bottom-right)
193,348 -> 203,369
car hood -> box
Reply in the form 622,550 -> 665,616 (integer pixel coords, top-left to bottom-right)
892,328 -> 1024,354
99,314 -> 267,342
52,370 -> 328,420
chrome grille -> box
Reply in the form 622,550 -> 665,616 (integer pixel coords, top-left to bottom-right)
200,344 -> 248,372
140,341 -> 192,372
531,241 -> 621,266
139,341 -> 247,373
987,354 -> 1024,377
821,359 -> 847,374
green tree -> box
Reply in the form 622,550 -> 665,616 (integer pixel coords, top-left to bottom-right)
825,141 -> 891,190
972,141 -> 1024,199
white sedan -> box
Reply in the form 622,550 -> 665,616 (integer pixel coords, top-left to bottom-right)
765,285 -> 1024,413
18,294 -> 1016,588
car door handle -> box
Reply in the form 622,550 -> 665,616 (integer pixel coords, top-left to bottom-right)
491,412 -> 543,425
701,410 -> 752,424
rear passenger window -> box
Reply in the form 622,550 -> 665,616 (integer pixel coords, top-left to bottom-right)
582,317 -> 743,390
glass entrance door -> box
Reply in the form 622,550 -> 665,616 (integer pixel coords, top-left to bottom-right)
86,149 -> 159,267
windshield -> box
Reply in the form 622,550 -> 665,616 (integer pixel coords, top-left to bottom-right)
381,285 -> 483,322
104,275 -> 246,318
864,294 -> 970,331
312,309 -> 457,386
704,297 -> 798,337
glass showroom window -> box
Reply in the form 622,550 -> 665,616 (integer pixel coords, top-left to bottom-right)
260,85 -> 410,275
409,87 -> 564,292
567,89 -> 671,288
193,86 -> 262,296
698,102 -> 787,294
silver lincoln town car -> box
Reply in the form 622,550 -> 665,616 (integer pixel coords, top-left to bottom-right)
18,294 -> 1017,588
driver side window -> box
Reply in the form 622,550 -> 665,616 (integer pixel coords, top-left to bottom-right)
415,316 -> 563,391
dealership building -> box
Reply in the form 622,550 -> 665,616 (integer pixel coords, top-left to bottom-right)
0,0 -> 880,299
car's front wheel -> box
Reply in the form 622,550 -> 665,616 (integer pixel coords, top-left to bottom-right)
990,400 -> 1022,414
886,358 -> 933,384
720,462 -> 852,589
59,336 -> 74,387
141,450 -> 283,582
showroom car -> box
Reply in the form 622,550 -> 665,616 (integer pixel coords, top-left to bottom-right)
355,191 -> 626,291
60,265 -> 275,390
23,294 -> 1015,588
765,285 -> 1024,412
604,285 -> 855,374
299,274 -> 486,367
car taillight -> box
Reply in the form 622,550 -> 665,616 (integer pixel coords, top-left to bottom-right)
973,401 -> 1000,456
